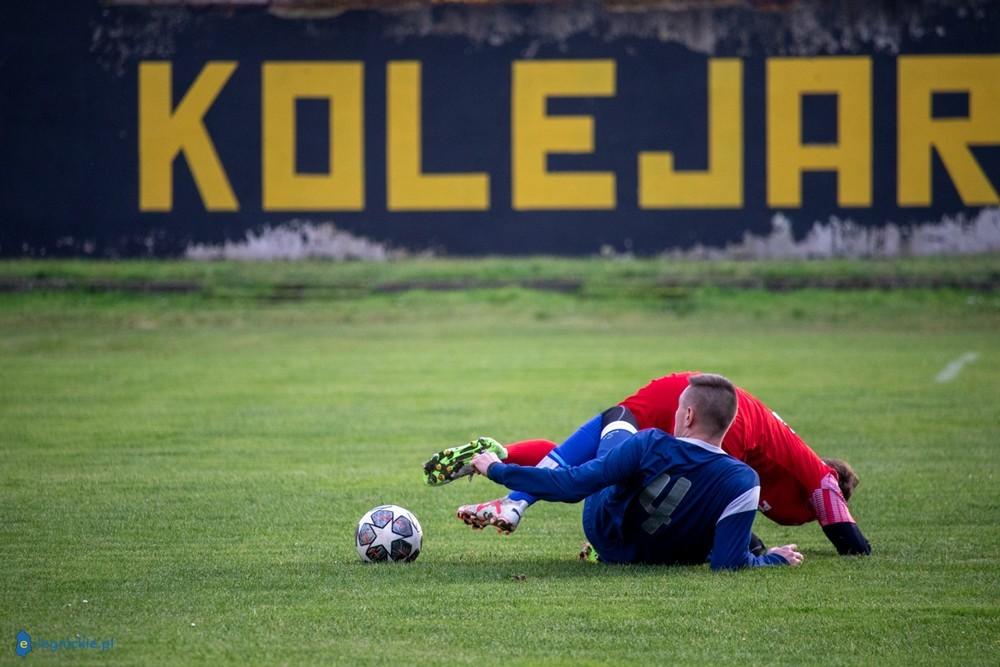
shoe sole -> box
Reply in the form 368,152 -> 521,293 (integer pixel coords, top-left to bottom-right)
455,505 -> 518,534
456,507 -> 488,529
490,517 -> 517,535
424,438 -> 500,486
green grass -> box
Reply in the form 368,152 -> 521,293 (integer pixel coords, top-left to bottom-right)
1,254 -> 998,292
1,257 -> 999,665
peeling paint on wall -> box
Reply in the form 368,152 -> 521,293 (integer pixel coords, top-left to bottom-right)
178,209 -> 1000,261
663,208 -> 1000,260
91,0 -> 998,68
184,221 -> 395,260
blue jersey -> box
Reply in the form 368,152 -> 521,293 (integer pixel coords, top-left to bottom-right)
487,428 -> 787,570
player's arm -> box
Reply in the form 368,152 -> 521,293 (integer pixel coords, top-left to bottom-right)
763,416 -> 872,555
482,428 -> 647,503
822,520 -> 871,555
710,475 -> 802,571
503,406 -> 636,469
812,474 -> 871,554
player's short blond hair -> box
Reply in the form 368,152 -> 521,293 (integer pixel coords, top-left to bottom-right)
685,373 -> 738,439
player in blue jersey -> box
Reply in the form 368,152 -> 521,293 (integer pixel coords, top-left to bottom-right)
469,374 -> 803,570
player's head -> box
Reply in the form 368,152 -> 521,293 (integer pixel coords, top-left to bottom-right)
822,457 -> 860,502
675,373 -> 738,443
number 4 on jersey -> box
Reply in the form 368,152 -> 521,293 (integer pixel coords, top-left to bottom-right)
639,473 -> 692,534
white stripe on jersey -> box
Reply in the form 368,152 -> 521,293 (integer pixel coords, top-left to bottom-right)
718,485 -> 761,523
537,455 -> 560,470
601,420 -> 638,438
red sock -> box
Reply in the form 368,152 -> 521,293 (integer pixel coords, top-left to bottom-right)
503,439 -> 557,466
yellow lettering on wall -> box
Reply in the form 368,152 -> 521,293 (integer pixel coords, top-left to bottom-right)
262,62 -> 364,211
512,60 -> 616,210
139,61 -> 238,212
387,62 -> 489,211
898,56 -> 1000,206
639,59 -> 743,208
767,57 -> 872,207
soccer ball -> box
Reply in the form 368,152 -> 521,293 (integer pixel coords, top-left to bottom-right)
356,505 -> 423,563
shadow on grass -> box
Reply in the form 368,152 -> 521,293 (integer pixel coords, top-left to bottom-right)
336,555 -> 709,582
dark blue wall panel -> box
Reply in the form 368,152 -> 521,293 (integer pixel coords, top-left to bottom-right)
1,1 -> 998,256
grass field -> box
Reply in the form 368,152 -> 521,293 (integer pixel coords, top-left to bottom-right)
1,257 -> 999,665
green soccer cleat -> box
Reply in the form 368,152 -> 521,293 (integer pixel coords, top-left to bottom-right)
423,437 -> 507,486
579,542 -> 600,563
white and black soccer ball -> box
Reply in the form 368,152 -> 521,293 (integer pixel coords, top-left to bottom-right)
356,505 -> 423,563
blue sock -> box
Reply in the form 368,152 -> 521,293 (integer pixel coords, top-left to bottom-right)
509,414 -> 603,505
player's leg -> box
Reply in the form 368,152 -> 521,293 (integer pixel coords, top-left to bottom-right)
451,439 -> 558,529
457,415 -> 605,532
507,414 -> 604,502
503,439 -> 558,465
426,401 -> 639,487
424,413 -> 605,488
573,424 -> 642,561
423,437 -> 508,485
423,437 -> 556,487
499,404 -> 640,468
461,411 -> 639,534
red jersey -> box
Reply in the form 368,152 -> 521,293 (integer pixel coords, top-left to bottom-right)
621,372 -> 838,525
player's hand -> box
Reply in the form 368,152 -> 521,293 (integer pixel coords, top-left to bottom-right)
767,544 -> 804,566
471,451 -> 502,476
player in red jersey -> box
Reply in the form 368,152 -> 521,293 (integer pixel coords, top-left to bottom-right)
424,372 -> 871,555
